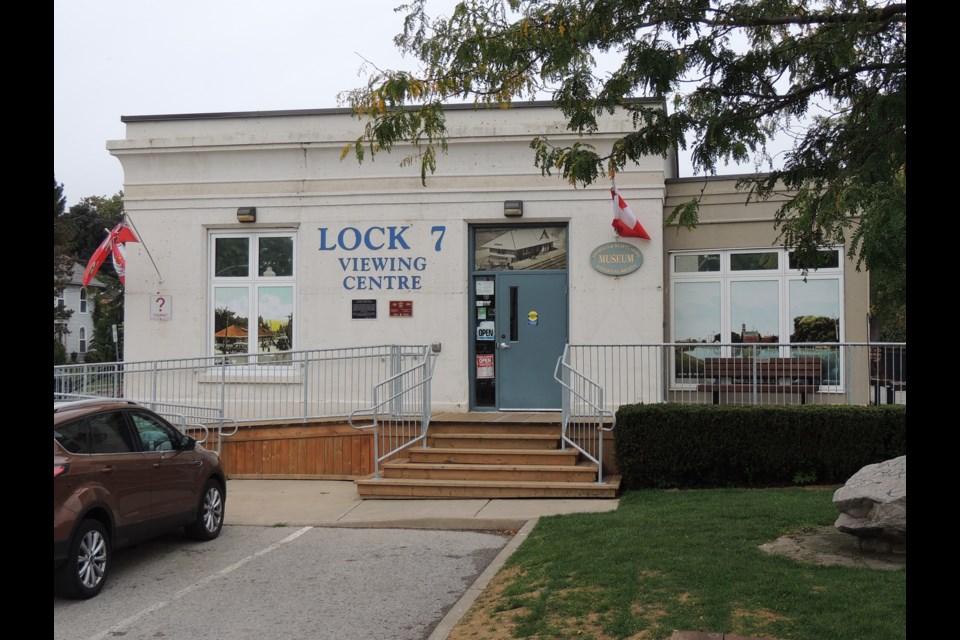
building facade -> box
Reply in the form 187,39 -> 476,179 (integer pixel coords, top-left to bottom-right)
56,263 -> 105,363
106,102 -> 868,411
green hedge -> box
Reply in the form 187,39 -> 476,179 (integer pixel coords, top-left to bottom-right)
613,404 -> 906,489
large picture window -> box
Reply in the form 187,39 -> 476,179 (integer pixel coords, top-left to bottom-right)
670,247 -> 844,387
210,232 -> 295,359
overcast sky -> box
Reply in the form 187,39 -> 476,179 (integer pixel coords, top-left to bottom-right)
54,0 -> 785,207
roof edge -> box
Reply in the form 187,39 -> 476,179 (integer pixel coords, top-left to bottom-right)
665,172 -> 773,184
120,98 -> 665,123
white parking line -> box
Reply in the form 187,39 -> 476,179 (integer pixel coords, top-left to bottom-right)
83,526 -> 313,640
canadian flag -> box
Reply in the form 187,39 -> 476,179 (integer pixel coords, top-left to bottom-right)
611,180 -> 651,240
83,222 -> 139,287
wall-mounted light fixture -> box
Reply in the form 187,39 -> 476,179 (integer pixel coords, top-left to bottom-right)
237,207 -> 257,223
503,200 -> 523,217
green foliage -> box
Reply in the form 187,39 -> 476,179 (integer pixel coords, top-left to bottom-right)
64,193 -> 126,261
54,338 -> 68,366
791,315 -> 839,342
52,180 -> 128,362
613,403 -> 906,489
54,177 -> 74,346
341,0 -> 906,330
85,277 -> 124,363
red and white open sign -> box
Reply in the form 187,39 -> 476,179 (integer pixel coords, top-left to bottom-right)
476,354 -> 494,379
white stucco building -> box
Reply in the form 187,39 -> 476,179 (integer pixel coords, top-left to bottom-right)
106,101 -> 870,412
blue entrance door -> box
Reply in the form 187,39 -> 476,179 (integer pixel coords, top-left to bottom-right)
495,272 -> 568,410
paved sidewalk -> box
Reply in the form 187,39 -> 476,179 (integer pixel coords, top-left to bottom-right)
224,478 -> 619,530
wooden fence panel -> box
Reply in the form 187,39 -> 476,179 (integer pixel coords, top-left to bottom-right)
220,422 -> 375,479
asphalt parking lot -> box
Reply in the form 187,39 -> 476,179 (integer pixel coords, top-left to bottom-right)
53,523 -> 510,640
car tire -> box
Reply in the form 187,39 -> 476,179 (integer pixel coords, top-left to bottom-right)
184,479 -> 224,541
55,519 -> 110,599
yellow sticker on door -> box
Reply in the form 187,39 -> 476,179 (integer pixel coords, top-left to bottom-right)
527,310 -> 539,326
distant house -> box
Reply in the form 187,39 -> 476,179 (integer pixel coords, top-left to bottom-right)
55,263 -> 105,362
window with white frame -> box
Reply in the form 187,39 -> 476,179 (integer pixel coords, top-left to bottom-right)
79,327 -> 87,354
210,231 -> 295,360
670,247 -> 844,386
79,288 -> 89,314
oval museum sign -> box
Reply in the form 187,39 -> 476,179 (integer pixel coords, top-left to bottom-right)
590,242 -> 644,276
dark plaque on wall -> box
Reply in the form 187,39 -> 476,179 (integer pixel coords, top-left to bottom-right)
352,299 -> 377,319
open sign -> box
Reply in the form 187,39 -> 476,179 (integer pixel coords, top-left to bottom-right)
477,321 -> 496,341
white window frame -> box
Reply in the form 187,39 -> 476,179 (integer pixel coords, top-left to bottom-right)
670,246 -> 845,391
78,327 -> 87,354
209,230 -> 297,364
79,288 -> 89,314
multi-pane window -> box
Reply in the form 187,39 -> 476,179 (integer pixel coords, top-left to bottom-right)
79,327 -> 87,354
670,247 -> 844,386
80,289 -> 88,314
210,232 -> 295,359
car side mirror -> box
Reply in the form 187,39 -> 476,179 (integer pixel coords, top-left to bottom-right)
180,435 -> 197,451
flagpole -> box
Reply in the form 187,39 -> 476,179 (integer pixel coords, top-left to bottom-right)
123,214 -> 165,287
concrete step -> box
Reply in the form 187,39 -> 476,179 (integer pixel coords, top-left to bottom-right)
354,475 -> 622,499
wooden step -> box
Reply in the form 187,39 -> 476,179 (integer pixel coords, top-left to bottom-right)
355,476 -> 622,499
427,433 -> 561,450
428,423 -> 560,435
407,447 -> 579,466
381,459 -> 599,482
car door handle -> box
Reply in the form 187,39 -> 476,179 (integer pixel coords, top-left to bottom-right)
101,466 -> 116,475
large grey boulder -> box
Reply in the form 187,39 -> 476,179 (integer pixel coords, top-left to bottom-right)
833,455 -> 906,554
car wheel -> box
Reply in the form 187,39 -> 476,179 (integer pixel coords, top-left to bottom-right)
55,519 -> 110,599
185,479 -> 224,541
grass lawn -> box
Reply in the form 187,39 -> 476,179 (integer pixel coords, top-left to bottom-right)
452,488 -> 905,640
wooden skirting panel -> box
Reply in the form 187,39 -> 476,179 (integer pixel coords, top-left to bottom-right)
216,422 -> 374,479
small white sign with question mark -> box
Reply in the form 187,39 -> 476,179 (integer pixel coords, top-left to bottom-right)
151,295 -> 172,320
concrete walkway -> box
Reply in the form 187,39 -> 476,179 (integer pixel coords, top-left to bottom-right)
224,478 -> 619,530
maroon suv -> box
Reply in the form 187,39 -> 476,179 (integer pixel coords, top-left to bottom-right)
54,399 -> 226,599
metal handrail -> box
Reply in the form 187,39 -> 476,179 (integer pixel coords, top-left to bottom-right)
349,346 -> 437,479
554,346 -> 616,484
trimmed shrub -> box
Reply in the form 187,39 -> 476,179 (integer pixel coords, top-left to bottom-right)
614,403 -> 906,489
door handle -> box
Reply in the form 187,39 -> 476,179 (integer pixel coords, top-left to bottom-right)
497,342 -> 511,350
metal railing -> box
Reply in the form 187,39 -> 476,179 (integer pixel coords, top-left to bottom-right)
348,346 -> 438,479
554,346 -> 615,483
147,403 -> 240,457
563,342 -> 906,410
53,345 -> 432,454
